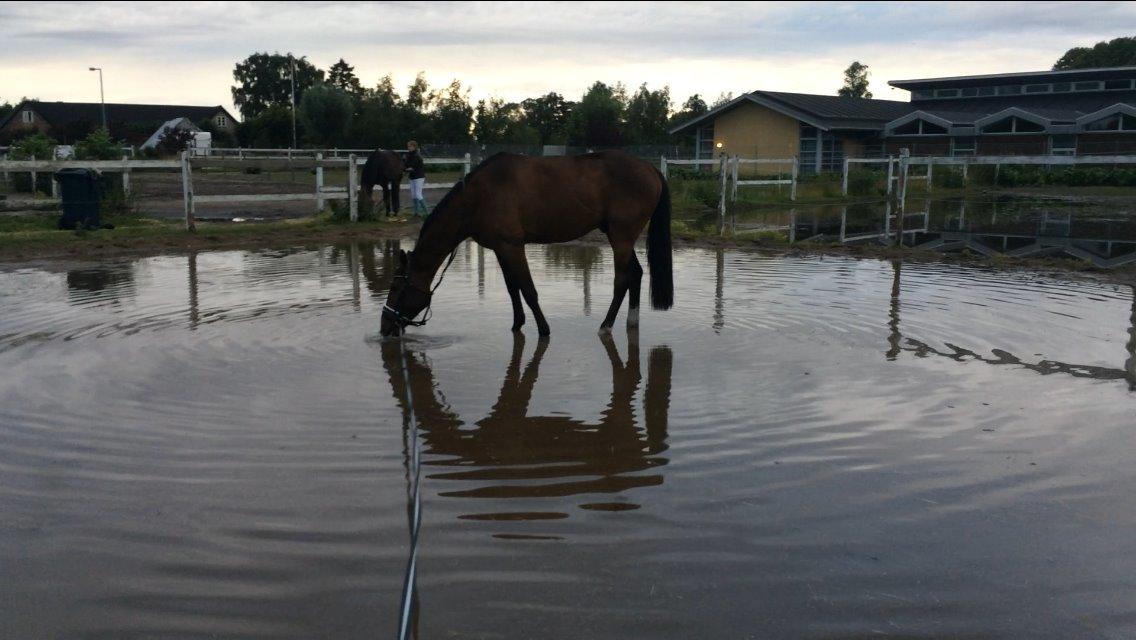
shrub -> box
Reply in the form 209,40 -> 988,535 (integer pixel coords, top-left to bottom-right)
10,132 -> 57,194
75,127 -> 126,160
156,126 -> 195,157
845,169 -> 879,196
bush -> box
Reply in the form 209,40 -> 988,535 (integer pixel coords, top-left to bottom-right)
9,132 -> 57,194
845,169 -> 879,196
156,126 -> 195,157
933,166 -> 966,189
75,127 -> 126,160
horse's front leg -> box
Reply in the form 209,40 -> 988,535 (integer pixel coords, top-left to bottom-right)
599,241 -> 636,334
380,184 -> 392,216
498,244 -> 550,336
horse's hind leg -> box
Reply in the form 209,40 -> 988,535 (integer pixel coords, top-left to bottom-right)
391,178 -> 402,214
381,184 -> 392,216
625,253 -> 643,329
499,244 -> 550,336
494,249 -> 526,331
599,241 -> 635,334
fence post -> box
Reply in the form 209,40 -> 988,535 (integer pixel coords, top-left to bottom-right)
789,208 -> 797,243
962,162 -> 969,185
790,158 -> 798,201
893,148 -> 910,247
731,156 -> 739,201
181,151 -> 196,231
348,153 -> 358,222
121,155 -> 131,199
660,155 -> 667,179
315,152 -> 325,213
886,155 -> 895,196
1,152 -> 8,185
463,152 -> 471,176
51,172 -> 59,199
717,154 -> 728,234
926,159 -> 934,193
31,154 -> 37,197
841,157 -> 850,196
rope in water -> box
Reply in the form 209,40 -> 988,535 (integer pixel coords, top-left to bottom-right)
396,342 -> 423,640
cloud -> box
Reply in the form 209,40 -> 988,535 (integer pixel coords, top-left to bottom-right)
1,1 -> 1134,114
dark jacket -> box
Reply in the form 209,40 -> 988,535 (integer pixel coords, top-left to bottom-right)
405,150 -> 425,180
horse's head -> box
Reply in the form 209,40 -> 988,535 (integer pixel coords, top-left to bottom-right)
381,250 -> 432,337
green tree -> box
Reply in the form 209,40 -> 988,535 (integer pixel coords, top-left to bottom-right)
349,76 -> 405,149
428,79 -> 474,144
669,94 -> 708,128
196,118 -> 237,148
567,81 -> 627,146
0,100 -> 12,122
238,105 -> 301,148
11,131 -> 56,159
299,84 -> 353,147
838,61 -> 872,98
711,91 -> 734,108
521,92 -> 573,144
75,127 -> 126,160
231,52 -> 325,119
327,58 -> 364,101
624,83 -> 672,144
1054,36 -> 1136,69
474,98 -> 541,145
156,126 -> 195,156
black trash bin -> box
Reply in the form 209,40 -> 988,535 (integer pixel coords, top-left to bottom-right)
55,168 -> 104,230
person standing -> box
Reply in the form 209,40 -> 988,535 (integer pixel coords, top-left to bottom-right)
405,141 -> 427,217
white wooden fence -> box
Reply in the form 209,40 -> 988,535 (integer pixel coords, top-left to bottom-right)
0,152 -> 472,231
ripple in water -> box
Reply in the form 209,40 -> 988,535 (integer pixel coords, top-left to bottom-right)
0,241 -> 1134,639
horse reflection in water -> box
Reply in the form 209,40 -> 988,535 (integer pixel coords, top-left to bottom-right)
381,334 -> 672,515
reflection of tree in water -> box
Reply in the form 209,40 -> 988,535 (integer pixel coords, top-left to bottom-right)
352,240 -> 403,300
887,262 -> 1136,390
381,333 -> 672,517
543,244 -> 604,314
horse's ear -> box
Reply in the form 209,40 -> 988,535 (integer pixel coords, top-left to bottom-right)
398,249 -> 407,266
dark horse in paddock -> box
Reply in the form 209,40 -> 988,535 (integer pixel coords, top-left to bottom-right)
360,149 -> 404,216
379,150 -> 672,337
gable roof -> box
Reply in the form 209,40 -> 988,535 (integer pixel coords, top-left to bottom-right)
669,90 -> 914,134
890,66 -> 1136,91
0,100 -> 236,132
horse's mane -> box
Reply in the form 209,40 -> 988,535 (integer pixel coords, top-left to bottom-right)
418,152 -> 509,237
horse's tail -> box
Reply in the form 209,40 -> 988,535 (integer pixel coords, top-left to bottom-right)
647,170 -> 673,311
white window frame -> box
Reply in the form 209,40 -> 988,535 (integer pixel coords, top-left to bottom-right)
216,115 -> 227,127
21,110 -> 33,124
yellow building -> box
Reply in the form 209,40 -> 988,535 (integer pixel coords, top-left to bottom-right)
669,91 -> 911,174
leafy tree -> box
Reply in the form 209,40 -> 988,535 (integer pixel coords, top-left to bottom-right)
624,83 -> 671,144
428,79 -> 474,144
669,94 -> 708,129
231,52 -> 325,119
521,92 -> 573,144
75,127 -> 126,160
474,98 -> 541,145
156,126 -> 195,156
711,91 -> 734,108
238,105 -> 301,148
327,58 -> 364,101
838,61 -> 872,98
0,100 -> 12,122
299,84 -> 353,147
349,75 -> 405,149
1054,36 -> 1136,69
567,81 -> 627,146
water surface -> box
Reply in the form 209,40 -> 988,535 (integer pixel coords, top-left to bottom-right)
1,242 -> 1135,639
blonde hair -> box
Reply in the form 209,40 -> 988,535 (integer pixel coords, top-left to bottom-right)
407,140 -> 418,150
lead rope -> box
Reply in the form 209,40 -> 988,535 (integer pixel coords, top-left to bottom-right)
396,343 -> 422,640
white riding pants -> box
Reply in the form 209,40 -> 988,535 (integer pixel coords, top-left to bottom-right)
410,178 -> 425,200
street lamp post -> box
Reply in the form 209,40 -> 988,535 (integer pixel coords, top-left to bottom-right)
289,55 -> 297,150
88,67 -> 106,131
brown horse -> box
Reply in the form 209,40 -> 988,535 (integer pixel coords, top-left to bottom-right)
379,150 -> 672,337
360,149 -> 404,216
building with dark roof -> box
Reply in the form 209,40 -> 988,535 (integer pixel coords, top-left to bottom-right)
669,66 -> 1136,173
0,100 -> 238,146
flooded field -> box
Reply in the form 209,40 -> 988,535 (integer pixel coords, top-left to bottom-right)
2,242 -> 1135,638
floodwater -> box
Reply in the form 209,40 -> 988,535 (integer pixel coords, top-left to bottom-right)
2,242 -> 1135,639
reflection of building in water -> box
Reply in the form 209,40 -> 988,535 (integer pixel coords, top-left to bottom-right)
886,261 -> 1136,389
66,263 -> 136,304
382,334 -> 671,516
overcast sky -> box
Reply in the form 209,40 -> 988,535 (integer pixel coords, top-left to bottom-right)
2,1 -> 1135,117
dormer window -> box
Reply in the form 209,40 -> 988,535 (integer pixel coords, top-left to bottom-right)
981,116 -> 1045,134
216,115 -> 228,127
1084,113 -> 1136,131
21,110 -> 33,124
891,118 -> 948,136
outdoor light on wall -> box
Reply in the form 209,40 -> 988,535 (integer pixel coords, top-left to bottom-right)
715,141 -> 724,149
